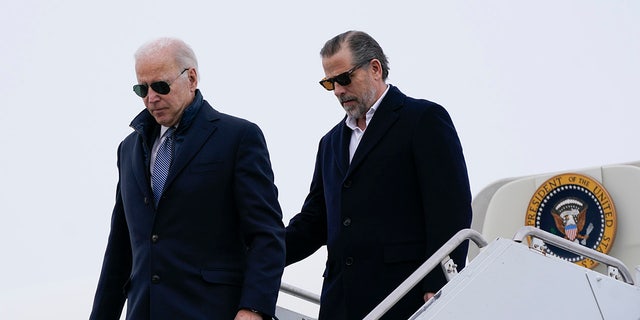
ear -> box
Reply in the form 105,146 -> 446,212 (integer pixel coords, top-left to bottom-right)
187,68 -> 198,91
369,59 -> 383,80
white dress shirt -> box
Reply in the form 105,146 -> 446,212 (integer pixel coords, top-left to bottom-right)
344,85 -> 390,162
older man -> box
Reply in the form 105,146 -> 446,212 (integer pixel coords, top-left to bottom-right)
90,38 -> 285,320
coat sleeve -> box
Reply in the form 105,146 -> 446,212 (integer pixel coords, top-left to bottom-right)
90,145 -> 132,320
284,139 -> 328,266
233,122 -> 286,318
414,104 -> 472,293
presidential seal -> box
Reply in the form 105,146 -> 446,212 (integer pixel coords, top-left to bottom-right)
525,173 -> 617,268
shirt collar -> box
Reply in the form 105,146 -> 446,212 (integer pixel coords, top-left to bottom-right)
159,125 -> 175,138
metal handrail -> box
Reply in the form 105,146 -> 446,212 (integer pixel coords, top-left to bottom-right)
363,228 -> 489,320
279,282 -> 321,305
512,226 -> 635,285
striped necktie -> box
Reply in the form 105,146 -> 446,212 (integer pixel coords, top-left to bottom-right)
152,127 -> 176,205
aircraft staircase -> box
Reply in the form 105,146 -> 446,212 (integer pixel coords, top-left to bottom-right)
276,161 -> 640,319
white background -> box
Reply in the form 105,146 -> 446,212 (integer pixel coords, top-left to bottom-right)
1,1 -> 638,318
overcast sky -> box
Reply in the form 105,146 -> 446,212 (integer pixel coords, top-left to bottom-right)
1,1 -> 638,318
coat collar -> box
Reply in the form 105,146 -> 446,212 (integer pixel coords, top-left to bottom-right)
129,89 -> 205,138
128,90 -> 220,206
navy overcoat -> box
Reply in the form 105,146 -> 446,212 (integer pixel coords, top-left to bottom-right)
91,91 -> 285,319
286,85 -> 472,320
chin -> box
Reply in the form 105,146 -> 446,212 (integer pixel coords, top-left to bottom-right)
154,117 -> 172,126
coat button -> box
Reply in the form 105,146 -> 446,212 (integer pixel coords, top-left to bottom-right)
151,235 -> 159,243
343,218 -> 351,226
144,197 -> 149,205
151,275 -> 160,283
343,180 -> 352,188
345,257 -> 354,266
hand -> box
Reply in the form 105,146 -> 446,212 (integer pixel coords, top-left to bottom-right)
234,309 -> 263,320
424,292 -> 435,302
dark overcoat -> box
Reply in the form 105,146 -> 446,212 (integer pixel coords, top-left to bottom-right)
91,91 -> 285,319
286,85 -> 472,320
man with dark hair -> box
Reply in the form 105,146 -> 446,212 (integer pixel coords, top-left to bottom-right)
285,30 -> 472,319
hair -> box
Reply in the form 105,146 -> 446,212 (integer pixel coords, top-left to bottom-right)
135,37 -> 199,75
320,30 -> 390,80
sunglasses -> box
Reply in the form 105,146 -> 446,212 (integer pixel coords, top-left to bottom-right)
133,68 -> 189,98
319,62 -> 367,91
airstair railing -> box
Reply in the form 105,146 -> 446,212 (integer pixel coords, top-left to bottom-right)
513,226 -> 635,285
363,228 -> 489,320
279,282 -> 321,305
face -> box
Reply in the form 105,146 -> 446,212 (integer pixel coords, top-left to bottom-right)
321,47 -> 379,119
135,50 -> 197,127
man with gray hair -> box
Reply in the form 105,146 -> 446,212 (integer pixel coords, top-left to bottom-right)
90,37 -> 285,320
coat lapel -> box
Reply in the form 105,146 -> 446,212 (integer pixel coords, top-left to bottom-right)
332,119 -> 351,177
164,103 -> 219,192
347,86 -> 403,176
132,141 -> 152,198
129,115 -> 158,200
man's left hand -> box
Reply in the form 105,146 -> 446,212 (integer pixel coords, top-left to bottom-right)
424,292 -> 435,302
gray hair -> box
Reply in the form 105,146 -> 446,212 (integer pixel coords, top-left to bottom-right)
135,37 -> 199,75
320,30 -> 390,80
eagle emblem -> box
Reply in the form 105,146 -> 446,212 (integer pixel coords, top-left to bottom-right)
551,198 -> 589,242
525,173 -> 617,269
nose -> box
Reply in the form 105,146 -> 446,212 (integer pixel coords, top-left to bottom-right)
146,87 -> 161,102
333,82 -> 347,96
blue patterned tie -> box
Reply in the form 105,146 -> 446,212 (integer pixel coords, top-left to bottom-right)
152,127 -> 176,205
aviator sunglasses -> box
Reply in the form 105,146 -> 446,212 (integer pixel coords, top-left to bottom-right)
133,68 -> 189,98
319,62 -> 368,91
